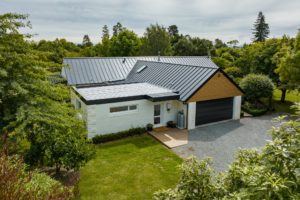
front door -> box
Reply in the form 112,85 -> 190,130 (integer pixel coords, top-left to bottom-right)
154,104 -> 162,127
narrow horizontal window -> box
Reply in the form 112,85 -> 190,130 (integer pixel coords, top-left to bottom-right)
110,106 -> 128,113
110,105 -> 138,113
129,105 -> 137,110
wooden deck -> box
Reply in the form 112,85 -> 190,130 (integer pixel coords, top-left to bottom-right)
149,127 -> 188,148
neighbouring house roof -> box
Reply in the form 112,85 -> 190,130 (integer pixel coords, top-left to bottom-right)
126,60 -> 218,101
62,56 -> 218,85
73,83 -> 180,105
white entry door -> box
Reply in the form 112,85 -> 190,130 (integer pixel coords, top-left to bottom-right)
154,104 -> 162,127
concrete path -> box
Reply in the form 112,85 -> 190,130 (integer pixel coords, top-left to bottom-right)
172,114 -> 282,171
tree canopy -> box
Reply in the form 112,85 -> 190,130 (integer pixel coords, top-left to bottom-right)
0,13 -> 94,173
140,24 -> 172,56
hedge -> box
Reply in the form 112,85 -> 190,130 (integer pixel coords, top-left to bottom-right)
242,104 -> 268,116
92,127 -> 146,144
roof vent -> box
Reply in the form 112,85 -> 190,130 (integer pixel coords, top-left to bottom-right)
137,65 -> 147,73
122,58 -> 126,63
158,51 -> 161,61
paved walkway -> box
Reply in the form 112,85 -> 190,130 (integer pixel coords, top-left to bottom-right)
149,127 -> 188,148
172,114 -> 281,171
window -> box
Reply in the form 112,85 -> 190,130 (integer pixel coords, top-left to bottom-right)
110,106 -> 128,113
129,105 -> 137,110
110,105 -> 138,113
76,99 -> 81,109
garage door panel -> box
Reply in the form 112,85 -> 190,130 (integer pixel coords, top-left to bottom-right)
195,97 -> 233,126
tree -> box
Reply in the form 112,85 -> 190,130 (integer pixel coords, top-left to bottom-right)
110,29 -> 141,56
227,39 -> 239,48
275,31 -> 300,102
224,67 -> 243,79
173,35 -> 194,56
168,25 -> 180,48
240,74 -> 274,104
214,38 -> 227,49
99,25 -> 111,56
102,24 -> 110,40
155,107 -> 300,199
191,37 -> 214,56
33,39 -> 81,64
0,13 -> 94,173
140,24 -> 172,56
168,25 -> 179,37
252,11 -> 270,42
82,34 -> 92,47
112,22 -> 123,36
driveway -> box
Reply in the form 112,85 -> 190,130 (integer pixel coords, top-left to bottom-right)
172,114 -> 281,171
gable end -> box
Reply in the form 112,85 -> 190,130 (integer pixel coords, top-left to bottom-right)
187,70 -> 243,102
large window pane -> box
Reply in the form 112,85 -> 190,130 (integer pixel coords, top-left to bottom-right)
154,105 -> 160,116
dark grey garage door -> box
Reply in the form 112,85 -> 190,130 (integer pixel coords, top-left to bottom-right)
195,97 -> 233,126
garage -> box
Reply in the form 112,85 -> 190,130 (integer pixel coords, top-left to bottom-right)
195,97 -> 233,126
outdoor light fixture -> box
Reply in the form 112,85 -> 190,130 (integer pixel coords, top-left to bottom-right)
166,102 -> 171,111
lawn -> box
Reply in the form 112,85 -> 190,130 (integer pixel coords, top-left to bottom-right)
78,134 -> 182,200
272,89 -> 300,114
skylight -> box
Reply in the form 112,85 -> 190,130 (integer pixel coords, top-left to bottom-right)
137,65 -> 147,73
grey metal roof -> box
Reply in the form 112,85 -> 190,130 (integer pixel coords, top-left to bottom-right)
126,60 -> 218,101
73,83 -> 179,104
62,56 -> 218,85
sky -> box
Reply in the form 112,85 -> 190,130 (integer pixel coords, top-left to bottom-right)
1,0 -> 300,44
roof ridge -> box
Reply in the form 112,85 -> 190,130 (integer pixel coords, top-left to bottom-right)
63,56 -> 211,59
135,59 -> 218,69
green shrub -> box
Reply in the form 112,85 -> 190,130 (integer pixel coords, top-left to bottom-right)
92,127 -> 146,144
242,103 -> 268,116
0,154 -> 73,200
240,74 -> 274,103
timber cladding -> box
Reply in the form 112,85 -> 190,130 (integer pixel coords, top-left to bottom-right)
187,71 -> 243,102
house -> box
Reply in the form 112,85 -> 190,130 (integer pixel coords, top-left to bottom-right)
62,56 -> 243,137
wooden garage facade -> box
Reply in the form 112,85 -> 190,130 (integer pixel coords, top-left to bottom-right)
187,70 -> 243,128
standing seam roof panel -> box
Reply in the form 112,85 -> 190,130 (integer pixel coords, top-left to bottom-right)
62,57 -> 218,85
126,61 -> 218,101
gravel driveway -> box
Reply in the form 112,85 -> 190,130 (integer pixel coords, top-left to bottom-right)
172,114 -> 281,171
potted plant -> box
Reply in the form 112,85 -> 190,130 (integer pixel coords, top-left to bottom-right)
146,123 -> 153,131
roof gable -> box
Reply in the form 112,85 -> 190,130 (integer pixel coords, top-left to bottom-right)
187,71 -> 244,102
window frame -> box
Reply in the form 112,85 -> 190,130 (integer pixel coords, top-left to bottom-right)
109,104 -> 138,116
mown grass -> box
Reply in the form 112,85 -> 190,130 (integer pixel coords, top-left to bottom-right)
78,134 -> 182,200
272,89 -> 300,114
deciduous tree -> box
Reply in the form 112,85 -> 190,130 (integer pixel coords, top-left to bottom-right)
140,24 -> 172,56
0,13 -> 94,173
110,29 -> 141,56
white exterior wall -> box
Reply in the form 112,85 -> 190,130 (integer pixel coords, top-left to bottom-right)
71,90 -> 87,121
232,96 -> 242,120
87,100 -> 185,137
187,102 -> 196,130
71,89 -> 186,137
